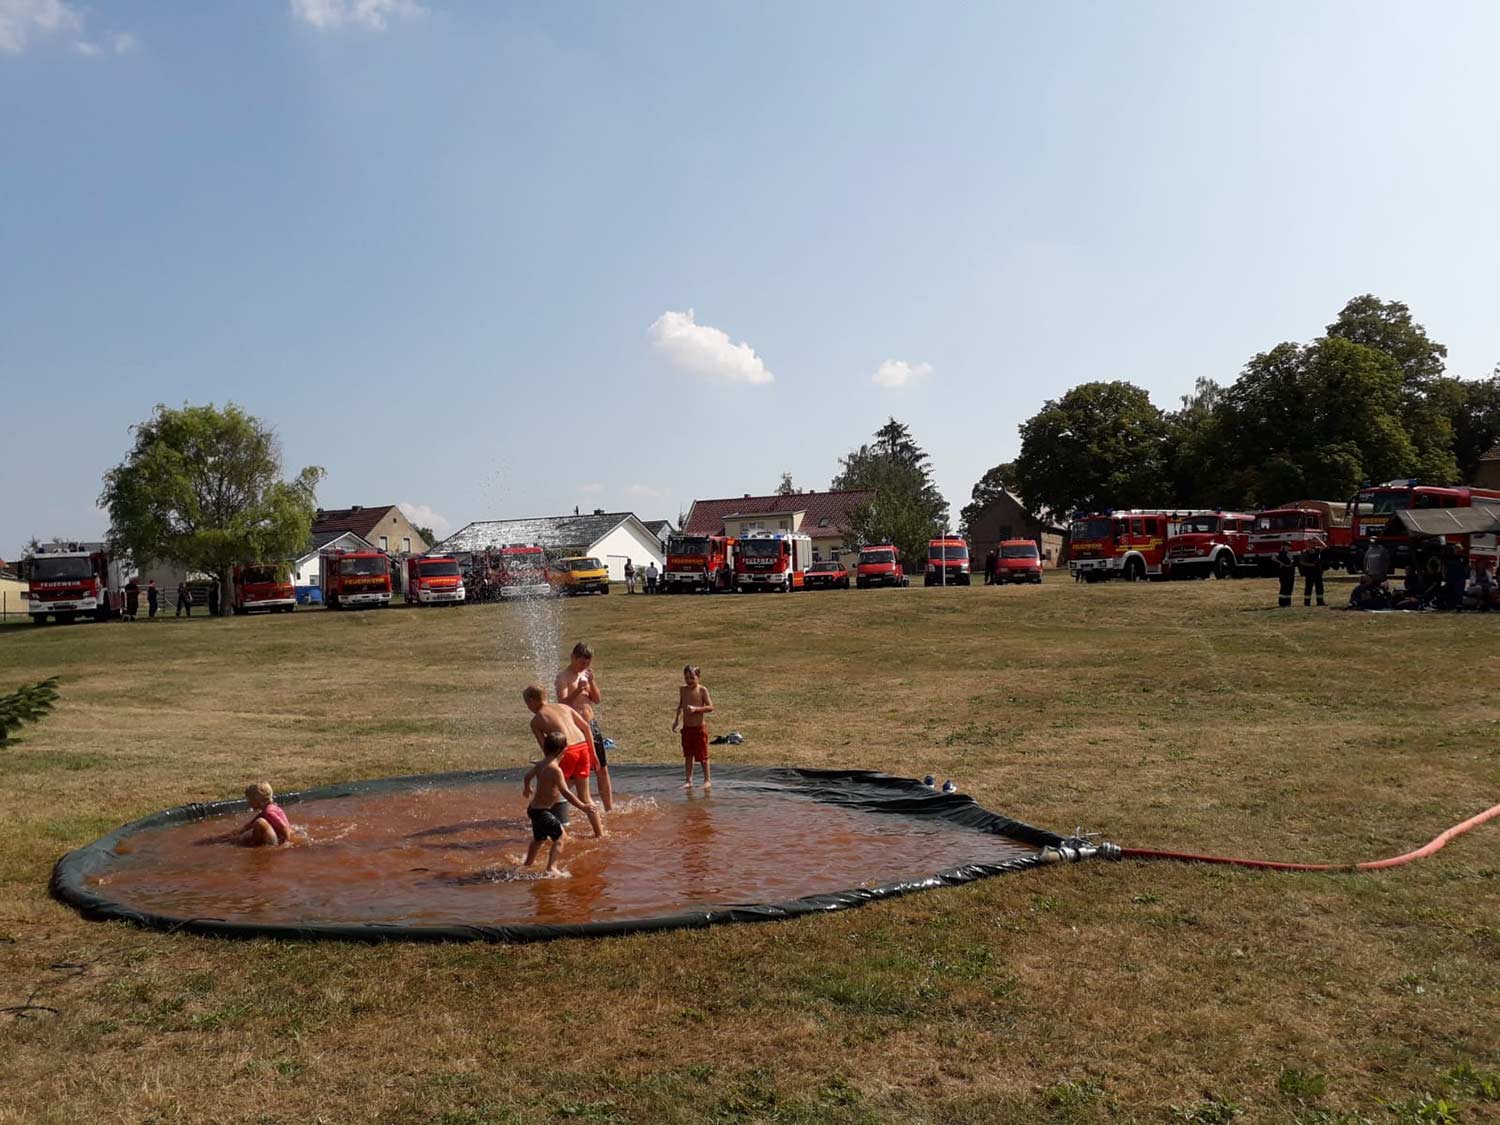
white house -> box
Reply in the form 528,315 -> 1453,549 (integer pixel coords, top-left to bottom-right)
437,511 -> 664,581
292,530 -> 374,598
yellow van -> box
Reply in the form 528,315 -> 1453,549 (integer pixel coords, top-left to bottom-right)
551,556 -> 610,595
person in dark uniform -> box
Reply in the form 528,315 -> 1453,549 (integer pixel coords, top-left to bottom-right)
125,577 -> 140,621
1298,538 -> 1326,607
984,549 -> 998,585
146,579 -> 159,619
207,579 -> 220,617
1275,546 -> 1295,608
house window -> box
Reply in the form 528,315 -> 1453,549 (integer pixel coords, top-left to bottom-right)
309,575 -> 319,587
379,536 -> 388,551
818,516 -> 830,528
813,547 -> 822,561
402,537 -> 411,554
778,519 -> 788,530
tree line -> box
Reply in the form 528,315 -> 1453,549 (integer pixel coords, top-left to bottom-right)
970,295 -> 1500,521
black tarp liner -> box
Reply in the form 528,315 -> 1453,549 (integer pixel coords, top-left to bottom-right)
51,765 -> 1064,944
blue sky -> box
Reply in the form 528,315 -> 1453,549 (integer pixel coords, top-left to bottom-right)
4,0 -> 1498,558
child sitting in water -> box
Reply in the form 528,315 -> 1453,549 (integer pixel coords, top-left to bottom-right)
672,664 -> 715,790
205,781 -> 292,846
521,732 -> 594,873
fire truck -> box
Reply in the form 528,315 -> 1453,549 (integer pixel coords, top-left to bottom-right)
495,544 -> 553,599
230,563 -> 296,614
318,548 -> 392,609
733,531 -> 812,592
1161,511 -> 1258,580
925,535 -> 972,586
1246,501 -> 1354,572
1348,480 -> 1500,571
404,555 -> 466,606
663,534 -> 737,593
22,542 -> 124,624
1068,510 -> 1209,582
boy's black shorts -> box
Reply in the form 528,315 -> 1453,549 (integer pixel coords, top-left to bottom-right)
528,807 -> 564,842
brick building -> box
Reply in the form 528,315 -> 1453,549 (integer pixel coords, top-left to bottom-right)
311,505 -> 430,559
963,490 -> 1067,568
682,490 -> 875,562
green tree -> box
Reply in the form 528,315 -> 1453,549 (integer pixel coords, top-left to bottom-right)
99,404 -> 324,611
775,471 -> 797,496
1326,295 -> 1447,392
1013,382 -> 1170,516
413,525 -> 437,545
1425,371 -> 1500,483
958,461 -> 1017,534
831,418 -> 948,568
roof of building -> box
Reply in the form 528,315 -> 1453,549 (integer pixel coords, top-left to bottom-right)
642,519 -> 675,538
296,530 -> 373,563
683,490 -> 875,537
310,505 -> 403,541
437,512 -> 651,555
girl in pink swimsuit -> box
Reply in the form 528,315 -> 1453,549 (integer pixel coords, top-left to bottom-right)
205,782 -> 292,846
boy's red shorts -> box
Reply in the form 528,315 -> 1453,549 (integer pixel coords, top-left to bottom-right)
560,741 -> 592,780
680,726 -> 709,763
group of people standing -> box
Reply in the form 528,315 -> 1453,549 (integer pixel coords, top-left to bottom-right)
1274,539 -> 1499,611
621,559 -> 659,594
110,578 -> 217,620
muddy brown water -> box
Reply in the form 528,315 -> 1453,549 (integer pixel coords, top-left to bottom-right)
92,775 -> 1040,928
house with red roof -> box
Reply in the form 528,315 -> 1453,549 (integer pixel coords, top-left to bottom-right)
682,490 -> 875,563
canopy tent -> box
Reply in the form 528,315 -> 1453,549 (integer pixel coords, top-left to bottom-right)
1379,507 -> 1500,539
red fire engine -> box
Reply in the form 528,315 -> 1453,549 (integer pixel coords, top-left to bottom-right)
663,534 -> 737,593
230,563 -> 296,614
1068,510 -> 1210,582
404,555 -> 466,606
924,536 -> 972,586
22,542 -> 123,624
1349,480 -> 1500,570
733,532 -> 812,592
495,544 -> 552,599
318,548 -> 392,609
1161,511 -> 1258,579
1246,501 -> 1354,572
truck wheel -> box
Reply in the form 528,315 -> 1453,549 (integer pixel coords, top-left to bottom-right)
1123,558 -> 1144,582
57,612 -> 76,624
1213,553 -> 1234,580
31,614 -> 47,625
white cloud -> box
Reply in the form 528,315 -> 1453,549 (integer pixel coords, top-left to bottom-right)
397,501 -> 451,538
0,0 -> 81,54
626,483 -> 669,500
290,0 -> 427,31
110,30 -> 136,53
578,482 -> 604,496
647,309 -> 774,386
871,359 -> 934,389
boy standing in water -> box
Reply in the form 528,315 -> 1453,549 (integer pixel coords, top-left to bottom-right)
555,642 -> 612,810
522,732 -> 593,873
522,685 -> 603,837
672,664 -> 715,789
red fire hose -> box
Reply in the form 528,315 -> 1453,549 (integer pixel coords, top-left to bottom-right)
1117,801 -> 1500,872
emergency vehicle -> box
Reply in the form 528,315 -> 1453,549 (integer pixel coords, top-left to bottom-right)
318,548 -> 393,609
663,534 -> 737,593
994,539 -> 1044,584
495,544 -> 553,599
1245,501 -> 1353,572
22,542 -> 124,624
856,544 -> 906,588
1068,511 -> 1203,582
925,536 -> 971,586
1348,480 -> 1500,570
404,555 -> 466,606
1161,511 -> 1258,580
230,563 -> 296,614
734,531 -> 812,592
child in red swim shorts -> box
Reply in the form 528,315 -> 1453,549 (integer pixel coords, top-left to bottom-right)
672,664 -> 715,789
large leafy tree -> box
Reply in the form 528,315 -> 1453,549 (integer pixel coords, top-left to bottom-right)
100,404 -> 324,608
1425,371 -> 1500,483
958,461 -> 1017,534
832,418 -> 948,567
1164,377 -> 1233,507
1327,295 -> 1447,392
1013,382 -> 1170,517
775,472 -> 797,496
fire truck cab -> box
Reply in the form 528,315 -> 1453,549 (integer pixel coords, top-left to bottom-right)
319,549 -> 393,609
231,563 -> 296,614
1162,511 -> 1257,580
1068,511 -> 1182,582
1349,480 -> 1500,571
495,545 -> 553,599
1247,501 -> 1353,573
734,532 -> 812,592
664,534 -> 737,593
23,542 -> 123,624
404,555 -> 467,606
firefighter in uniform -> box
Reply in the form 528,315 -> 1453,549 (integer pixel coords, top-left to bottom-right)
1275,545 -> 1296,608
1298,538 -> 1326,607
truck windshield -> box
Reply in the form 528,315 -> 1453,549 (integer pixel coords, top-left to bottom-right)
1359,490 -> 1411,514
1174,516 -> 1220,534
810,562 -> 841,572
929,545 -> 968,560
419,561 -> 461,577
668,538 -> 711,556
860,550 -> 894,564
340,557 -> 388,577
1001,544 -> 1038,559
1071,519 -> 1111,539
561,558 -> 601,572
1255,513 -> 1307,531
739,540 -> 784,558
240,565 -> 280,584
32,556 -> 93,581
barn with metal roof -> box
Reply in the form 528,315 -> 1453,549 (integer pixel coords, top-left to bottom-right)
434,511 -> 664,582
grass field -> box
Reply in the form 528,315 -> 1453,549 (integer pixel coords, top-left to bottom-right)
3,579 -> 1499,1124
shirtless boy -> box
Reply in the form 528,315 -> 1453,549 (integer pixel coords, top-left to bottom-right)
203,781 -> 292,847
555,642 -> 613,810
672,664 -> 715,789
521,732 -> 594,872
522,684 -> 603,837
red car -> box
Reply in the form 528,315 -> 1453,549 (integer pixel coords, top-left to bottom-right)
805,560 -> 851,589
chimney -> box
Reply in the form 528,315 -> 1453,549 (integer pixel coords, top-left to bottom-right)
351,505 -> 362,511
744,493 -> 751,498
593,508 -> 604,516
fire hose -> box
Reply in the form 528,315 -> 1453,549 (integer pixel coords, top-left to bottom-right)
1041,801 -> 1500,871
